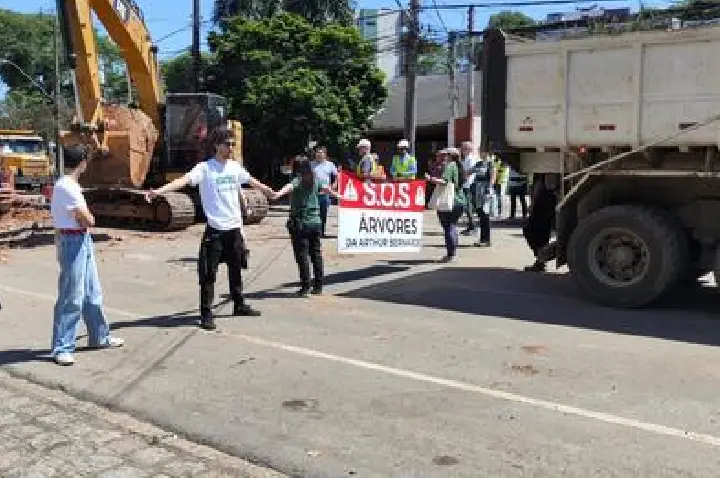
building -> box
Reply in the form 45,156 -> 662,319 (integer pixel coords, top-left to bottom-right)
357,9 -> 403,82
364,72 -> 482,173
546,6 -> 631,23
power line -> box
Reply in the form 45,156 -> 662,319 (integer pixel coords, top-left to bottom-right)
423,0 -> 656,9
431,0 -> 450,33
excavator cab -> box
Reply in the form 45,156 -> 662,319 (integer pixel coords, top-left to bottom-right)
163,93 -> 228,180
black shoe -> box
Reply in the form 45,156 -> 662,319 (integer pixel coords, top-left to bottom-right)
200,316 -> 216,331
296,287 -> 311,298
311,285 -> 323,295
233,303 -> 262,316
461,228 -> 475,236
524,261 -> 546,272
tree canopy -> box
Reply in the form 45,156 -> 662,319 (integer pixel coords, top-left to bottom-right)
213,0 -> 354,25
487,11 -> 536,30
208,12 -> 386,178
0,9 -> 129,136
161,52 -> 214,94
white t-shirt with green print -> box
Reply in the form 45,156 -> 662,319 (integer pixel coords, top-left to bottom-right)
187,158 -> 251,231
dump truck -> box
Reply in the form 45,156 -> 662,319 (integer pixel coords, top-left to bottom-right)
481,24 -> 720,308
0,130 -> 53,190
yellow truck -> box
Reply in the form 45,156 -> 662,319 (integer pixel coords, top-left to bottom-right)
0,130 -> 54,190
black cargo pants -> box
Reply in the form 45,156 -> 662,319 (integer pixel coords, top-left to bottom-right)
198,226 -> 247,318
289,226 -> 324,289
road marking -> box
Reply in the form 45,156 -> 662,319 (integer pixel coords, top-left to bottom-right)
3,282 -> 720,447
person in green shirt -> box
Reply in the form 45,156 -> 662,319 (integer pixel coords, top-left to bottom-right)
273,159 -> 339,297
426,147 -> 466,263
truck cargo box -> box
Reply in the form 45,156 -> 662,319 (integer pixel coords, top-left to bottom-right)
482,26 -> 720,150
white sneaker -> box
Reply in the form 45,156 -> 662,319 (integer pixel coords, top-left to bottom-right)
54,353 -> 75,366
90,337 -> 125,349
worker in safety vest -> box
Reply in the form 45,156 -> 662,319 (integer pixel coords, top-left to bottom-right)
390,139 -> 418,180
355,138 -> 377,178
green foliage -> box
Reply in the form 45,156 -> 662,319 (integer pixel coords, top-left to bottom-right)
487,11 -> 536,30
213,0 -> 354,25
160,53 -> 214,93
208,12 -> 386,178
0,9 -> 56,95
0,9 -> 128,134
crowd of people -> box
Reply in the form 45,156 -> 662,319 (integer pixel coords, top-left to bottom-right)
47,128 -> 558,366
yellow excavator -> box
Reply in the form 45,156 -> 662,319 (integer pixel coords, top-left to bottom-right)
55,0 -> 268,230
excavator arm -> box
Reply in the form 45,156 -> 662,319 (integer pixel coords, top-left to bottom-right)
56,0 -> 163,130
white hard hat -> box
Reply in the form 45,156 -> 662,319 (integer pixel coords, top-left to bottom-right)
357,139 -> 371,148
397,139 -> 410,148
445,147 -> 460,156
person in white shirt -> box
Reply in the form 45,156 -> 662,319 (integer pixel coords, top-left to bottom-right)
460,141 -> 479,235
146,127 -> 275,330
310,146 -> 338,237
50,144 -> 124,366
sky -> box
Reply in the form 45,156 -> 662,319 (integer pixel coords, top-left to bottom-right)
1,0 -> 673,97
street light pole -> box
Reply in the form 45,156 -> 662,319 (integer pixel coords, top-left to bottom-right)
54,15 -> 64,176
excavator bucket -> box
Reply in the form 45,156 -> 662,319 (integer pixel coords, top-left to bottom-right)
60,104 -> 158,188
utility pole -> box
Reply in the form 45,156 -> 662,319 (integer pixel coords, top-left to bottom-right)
404,0 -> 420,154
54,13 -> 64,176
448,31 -> 458,119
192,0 -> 201,93
466,6 -> 475,144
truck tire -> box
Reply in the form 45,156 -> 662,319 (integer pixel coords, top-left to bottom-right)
567,205 -> 687,308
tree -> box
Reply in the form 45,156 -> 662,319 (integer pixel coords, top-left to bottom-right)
161,53 -> 214,93
0,9 -> 57,96
213,0 -> 354,25
208,12 -> 386,179
487,11 -> 536,30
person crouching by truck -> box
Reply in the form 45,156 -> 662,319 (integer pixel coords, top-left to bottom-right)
426,148 -> 465,263
523,173 -> 559,272
273,159 -> 340,297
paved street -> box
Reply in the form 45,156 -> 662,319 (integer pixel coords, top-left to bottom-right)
2,207 -> 720,477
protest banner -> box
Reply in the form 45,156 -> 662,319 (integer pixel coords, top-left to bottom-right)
337,172 -> 425,254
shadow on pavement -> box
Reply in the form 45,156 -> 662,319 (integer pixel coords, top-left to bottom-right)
341,267 -> 720,347
0,349 -> 53,366
277,264 -> 411,289
0,231 -> 113,249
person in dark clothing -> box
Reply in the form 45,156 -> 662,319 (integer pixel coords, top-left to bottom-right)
472,151 -> 495,247
507,167 -> 529,219
523,173 -> 559,272
274,159 -> 339,297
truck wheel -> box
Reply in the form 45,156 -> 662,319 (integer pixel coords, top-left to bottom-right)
567,205 -> 687,308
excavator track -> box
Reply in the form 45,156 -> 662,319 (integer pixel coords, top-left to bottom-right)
85,188 -> 196,231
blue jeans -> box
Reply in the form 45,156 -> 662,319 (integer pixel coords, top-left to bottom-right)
437,204 -> 464,258
51,233 -> 111,355
317,194 -> 330,236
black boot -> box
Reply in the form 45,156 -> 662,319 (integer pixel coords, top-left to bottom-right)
200,314 -> 216,331
296,286 -> 311,298
233,302 -> 261,316
311,281 -> 323,295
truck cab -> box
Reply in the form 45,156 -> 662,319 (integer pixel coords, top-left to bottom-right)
0,130 -> 53,190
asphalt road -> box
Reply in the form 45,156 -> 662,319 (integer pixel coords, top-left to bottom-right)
2,208 -> 720,477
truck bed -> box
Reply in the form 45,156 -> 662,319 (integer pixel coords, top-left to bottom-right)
489,25 -> 720,150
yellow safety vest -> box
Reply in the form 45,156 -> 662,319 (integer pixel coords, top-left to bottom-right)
391,154 -> 417,179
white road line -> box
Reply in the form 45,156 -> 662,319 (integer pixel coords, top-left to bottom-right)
3,282 -> 720,447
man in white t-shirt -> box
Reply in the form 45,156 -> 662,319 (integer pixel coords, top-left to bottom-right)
146,127 -> 274,330
50,144 -> 124,366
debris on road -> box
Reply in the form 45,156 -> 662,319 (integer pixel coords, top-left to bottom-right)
509,364 -> 540,376
520,345 -> 549,355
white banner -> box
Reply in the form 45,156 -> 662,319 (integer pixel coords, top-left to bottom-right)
338,209 -> 424,254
